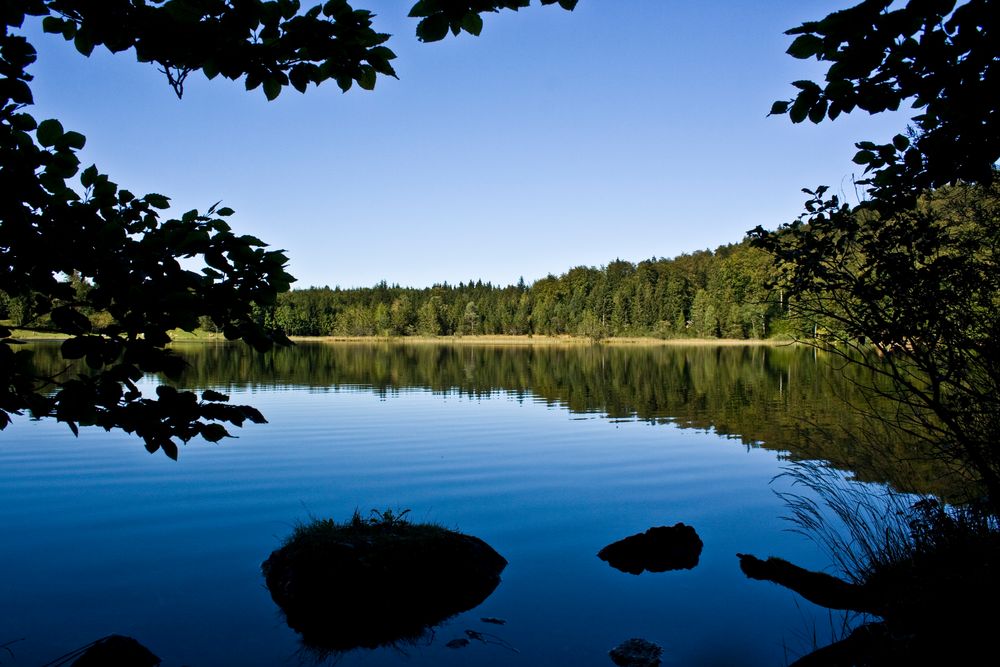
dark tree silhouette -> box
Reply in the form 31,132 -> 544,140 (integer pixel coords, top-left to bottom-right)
751,0 -> 1000,502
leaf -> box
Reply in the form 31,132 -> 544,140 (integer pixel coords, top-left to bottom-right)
201,423 -> 229,442
768,100 -> 790,116
853,149 -> 876,165
61,336 -> 89,359
416,14 -> 450,42
42,16 -> 66,34
202,389 -> 230,402
145,193 -> 170,209
74,32 -> 95,57
408,1 -> 433,18
357,66 -> 376,91
787,34 -> 823,59
240,406 -> 268,424
791,80 -> 821,93
161,439 -> 179,460
263,77 -> 282,101
202,59 -> 219,80
50,306 -> 92,335
323,0 -> 349,17
37,119 -> 64,147
289,64 -> 312,93
789,98 -> 810,124
61,131 -> 86,150
216,206 -> 235,217
807,99 -> 828,123
462,12 -> 483,36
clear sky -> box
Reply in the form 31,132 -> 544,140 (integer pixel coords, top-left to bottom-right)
21,1 -> 909,289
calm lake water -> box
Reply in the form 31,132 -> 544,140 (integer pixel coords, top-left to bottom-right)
0,342 -> 918,666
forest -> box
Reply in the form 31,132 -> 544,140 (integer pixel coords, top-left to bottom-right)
236,238 -> 787,340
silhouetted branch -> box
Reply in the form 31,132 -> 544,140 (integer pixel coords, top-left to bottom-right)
736,554 -> 883,615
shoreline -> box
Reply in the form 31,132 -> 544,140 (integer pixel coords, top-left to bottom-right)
6,328 -> 796,347
285,334 -> 795,347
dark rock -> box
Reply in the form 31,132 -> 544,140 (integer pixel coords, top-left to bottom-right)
262,519 -> 507,652
70,635 -> 160,667
609,637 -> 662,667
598,524 -> 703,574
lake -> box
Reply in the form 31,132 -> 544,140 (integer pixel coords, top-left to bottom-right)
0,342 -> 927,666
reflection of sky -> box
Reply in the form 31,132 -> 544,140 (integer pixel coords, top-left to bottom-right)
0,387 -> 838,666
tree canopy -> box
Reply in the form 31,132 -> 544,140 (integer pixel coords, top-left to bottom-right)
769,0 -> 996,208
0,0 -> 577,457
753,0 -> 999,503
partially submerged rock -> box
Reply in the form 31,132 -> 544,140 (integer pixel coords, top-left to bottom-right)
262,514 -> 507,652
609,637 -> 663,667
598,524 -> 703,574
70,635 -> 160,667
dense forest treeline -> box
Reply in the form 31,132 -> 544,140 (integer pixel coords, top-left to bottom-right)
0,239 -> 792,340
244,240 -> 789,339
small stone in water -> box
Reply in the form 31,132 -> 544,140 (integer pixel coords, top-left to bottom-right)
608,637 -> 663,667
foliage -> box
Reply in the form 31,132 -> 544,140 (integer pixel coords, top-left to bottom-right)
756,183 -> 1000,502
771,0 -> 997,208
286,508 -> 441,551
779,462 -> 921,584
367,506 -> 412,528
753,0 -> 1000,503
0,0 -> 575,455
777,461 -> 1000,664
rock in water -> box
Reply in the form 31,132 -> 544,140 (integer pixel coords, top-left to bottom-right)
262,517 -> 507,652
70,635 -> 160,667
598,523 -> 703,574
609,637 -> 663,667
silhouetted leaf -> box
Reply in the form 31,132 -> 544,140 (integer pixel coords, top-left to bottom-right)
201,423 -> 229,442
357,66 -> 376,91
145,193 -> 170,208
787,34 -> 822,59
50,306 -> 92,335
60,130 -> 86,149
263,77 -> 282,100
36,119 -> 63,147
462,12 -> 483,36
417,14 -> 449,42
769,100 -> 790,116
202,390 -> 230,402
161,439 -> 179,460
73,32 -> 94,56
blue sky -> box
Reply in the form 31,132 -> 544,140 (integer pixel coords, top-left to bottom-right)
22,1 -> 909,289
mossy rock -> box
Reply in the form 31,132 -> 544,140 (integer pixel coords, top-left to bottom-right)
262,517 -> 507,651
